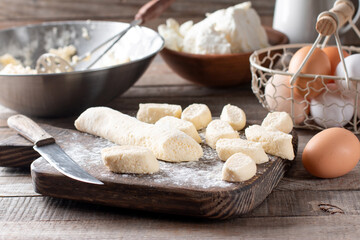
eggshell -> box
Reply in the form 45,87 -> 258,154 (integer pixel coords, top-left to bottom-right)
289,46 -> 331,99
310,83 -> 354,128
302,128 -> 360,178
323,46 -> 349,75
335,53 -> 360,97
264,74 -> 309,124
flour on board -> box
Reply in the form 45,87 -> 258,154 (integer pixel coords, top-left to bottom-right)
51,126 -> 276,189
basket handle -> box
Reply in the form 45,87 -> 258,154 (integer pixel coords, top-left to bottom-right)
316,0 -> 355,36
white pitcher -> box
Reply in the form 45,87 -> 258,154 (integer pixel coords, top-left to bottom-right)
273,0 -> 360,44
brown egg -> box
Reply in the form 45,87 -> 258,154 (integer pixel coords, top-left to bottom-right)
302,128 -> 360,178
323,46 -> 350,75
289,46 -> 331,99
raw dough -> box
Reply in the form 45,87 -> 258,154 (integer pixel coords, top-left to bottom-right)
245,125 -> 294,160
216,138 -> 268,164
101,145 -> 159,174
181,103 -> 212,130
136,103 -> 182,124
261,111 -> 293,133
155,116 -> 201,143
205,119 -> 239,149
75,107 -> 203,162
222,152 -> 257,182
220,104 -> 246,130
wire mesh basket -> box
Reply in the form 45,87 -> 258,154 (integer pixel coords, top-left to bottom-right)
250,0 -> 360,133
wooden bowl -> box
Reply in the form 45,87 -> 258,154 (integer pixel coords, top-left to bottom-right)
160,26 -> 289,87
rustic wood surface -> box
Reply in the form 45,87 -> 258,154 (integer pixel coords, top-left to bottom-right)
1,0 -> 360,239
0,0 -> 275,30
1,55 -> 360,238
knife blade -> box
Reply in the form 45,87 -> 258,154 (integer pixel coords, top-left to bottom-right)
7,114 -> 103,185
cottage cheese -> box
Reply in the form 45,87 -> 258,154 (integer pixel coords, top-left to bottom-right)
158,1 -> 269,54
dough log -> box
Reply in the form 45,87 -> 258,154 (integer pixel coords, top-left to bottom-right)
75,107 -> 203,162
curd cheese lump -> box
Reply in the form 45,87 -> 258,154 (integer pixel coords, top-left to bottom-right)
222,152 -> 257,182
216,138 -> 268,164
0,64 -> 36,74
0,53 -> 36,74
101,145 -> 159,174
136,103 -> 182,124
220,104 -> 246,131
157,18 -> 185,51
49,45 -> 77,63
0,54 -> 21,66
158,1 -> 269,54
75,107 -> 203,162
261,112 -> 293,134
0,45 -> 77,74
245,125 -> 294,160
205,120 -> 239,149
155,116 -> 201,143
182,22 -> 231,54
204,2 -> 269,53
181,103 -> 212,130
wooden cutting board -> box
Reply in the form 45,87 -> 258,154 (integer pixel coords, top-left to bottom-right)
0,123 -> 298,219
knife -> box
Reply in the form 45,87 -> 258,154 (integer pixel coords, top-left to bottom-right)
7,114 -> 103,185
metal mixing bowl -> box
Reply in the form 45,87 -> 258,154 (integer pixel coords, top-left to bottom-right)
0,21 -> 164,117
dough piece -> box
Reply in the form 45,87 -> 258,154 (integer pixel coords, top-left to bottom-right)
261,112 -> 293,134
75,107 -> 203,162
216,138 -> 268,164
245,125 -> 294,160
101,145 -> 159,174
220,104 -> 246,130
222,152 -> 257,182
181,103 -> 212,130
205,120 -> 239,149
136,103 -> 182,124
155,116 -> 201,143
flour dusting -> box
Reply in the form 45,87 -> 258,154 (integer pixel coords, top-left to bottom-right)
47,126 -> 278,190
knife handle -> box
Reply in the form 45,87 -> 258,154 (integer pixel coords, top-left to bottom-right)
7,114 -> 55,147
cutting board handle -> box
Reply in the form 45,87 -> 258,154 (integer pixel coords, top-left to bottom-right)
7,115 -> 55,147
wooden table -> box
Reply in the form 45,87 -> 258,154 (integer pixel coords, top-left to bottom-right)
1,0 -> 360,238
1,56 -> 360,239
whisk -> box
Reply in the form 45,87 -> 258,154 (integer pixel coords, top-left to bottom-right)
36,0 -> 175,74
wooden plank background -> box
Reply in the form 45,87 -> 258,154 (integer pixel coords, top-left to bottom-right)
0,0 -> 275,30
